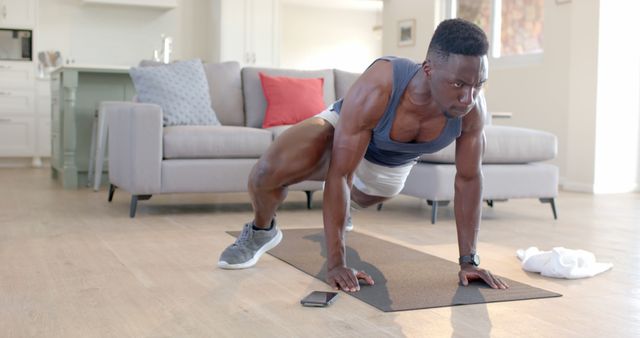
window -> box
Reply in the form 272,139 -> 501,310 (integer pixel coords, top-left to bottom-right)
446,0 -> 544,65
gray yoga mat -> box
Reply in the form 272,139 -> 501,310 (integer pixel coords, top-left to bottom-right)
229,228 -> 561,312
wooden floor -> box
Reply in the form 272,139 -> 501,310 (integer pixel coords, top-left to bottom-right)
1,168 -> 639,338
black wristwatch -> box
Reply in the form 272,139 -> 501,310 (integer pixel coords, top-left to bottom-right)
459,254 -> 480,267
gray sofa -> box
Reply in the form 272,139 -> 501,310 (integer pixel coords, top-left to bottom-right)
105,60 -> 558,221
104,61 -> 356,217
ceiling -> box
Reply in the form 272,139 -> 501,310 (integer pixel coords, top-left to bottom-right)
280,0 -> 383,11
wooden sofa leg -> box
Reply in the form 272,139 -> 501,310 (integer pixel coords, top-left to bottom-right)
108,184 -> 117,202
304,191 -> 313,209
130,194 -> 152,218
539,198 -> 558,220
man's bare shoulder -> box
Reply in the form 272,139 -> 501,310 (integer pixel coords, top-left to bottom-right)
356,59 -> 393,91
340,60 -> 393,129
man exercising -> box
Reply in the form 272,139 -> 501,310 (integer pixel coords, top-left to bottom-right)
218,19 -> 509,291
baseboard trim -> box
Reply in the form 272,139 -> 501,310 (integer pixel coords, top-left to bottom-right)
559,178 -> 594,193
0,157 -> 51,168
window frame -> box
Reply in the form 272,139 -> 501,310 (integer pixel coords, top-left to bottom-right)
443,0 -> 544,69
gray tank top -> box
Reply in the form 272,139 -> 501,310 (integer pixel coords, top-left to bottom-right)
331,56 -> 462,167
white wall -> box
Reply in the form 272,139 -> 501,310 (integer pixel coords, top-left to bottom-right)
592,0 -> 640,193
557,0 -> 599,192
382,0 -> 439,63
279,3 -> 382,72
37,0 -> 381,71
37,0 -> 210,66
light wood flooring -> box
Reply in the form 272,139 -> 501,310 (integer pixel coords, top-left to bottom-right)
1,168 -> 639,337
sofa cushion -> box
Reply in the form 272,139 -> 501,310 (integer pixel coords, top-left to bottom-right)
242,67 -> 336,128
418,125 -> 557,164
203,61 -> 245,126
138,61 -> 245,126
129,59 -> 221,127
259,73 -> 326,128
163,126 -> 272,159
334,69 -> 360,99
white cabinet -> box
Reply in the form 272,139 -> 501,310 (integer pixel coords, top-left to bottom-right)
0,62 -> 34,88
0,0 -> 36,28
0,61 -> 36,158
0,88 -> 35,114
215,0 -> 279,67
0,0 -> 42,164
0,116 -> 35,156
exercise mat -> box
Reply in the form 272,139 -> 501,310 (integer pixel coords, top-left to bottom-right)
229,228 -> 561,312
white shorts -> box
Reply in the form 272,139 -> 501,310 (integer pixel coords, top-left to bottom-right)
315,108 -> 416,198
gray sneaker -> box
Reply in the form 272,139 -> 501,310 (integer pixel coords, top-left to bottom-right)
345,216 -> 354,232
218,222 -> 283,269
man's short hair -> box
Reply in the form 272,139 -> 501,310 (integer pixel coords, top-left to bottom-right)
427,18 -> 489,62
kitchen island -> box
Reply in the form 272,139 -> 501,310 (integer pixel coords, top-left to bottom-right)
51,64 -> 135,189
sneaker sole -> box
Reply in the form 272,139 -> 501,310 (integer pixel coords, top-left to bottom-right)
217,229 -> 283,270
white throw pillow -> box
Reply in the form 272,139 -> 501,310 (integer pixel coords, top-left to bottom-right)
129,59 -> 221,126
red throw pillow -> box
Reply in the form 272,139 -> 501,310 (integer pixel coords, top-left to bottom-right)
259,72 -> 325,128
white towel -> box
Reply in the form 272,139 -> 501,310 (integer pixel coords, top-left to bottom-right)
516,247 -> 613,279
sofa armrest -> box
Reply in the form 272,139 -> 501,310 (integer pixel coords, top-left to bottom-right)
103,101 -> 163,194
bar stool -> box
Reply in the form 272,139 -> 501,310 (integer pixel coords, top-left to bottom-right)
88,104 -> 108,191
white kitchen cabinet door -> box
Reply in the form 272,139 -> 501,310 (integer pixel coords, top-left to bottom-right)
0,62 -> 35,89
0,0 -> 36,28
247,0 -> 277,67
217,0 -> 279,67
219,0 -> 247,65
0,116 -> 35,156
0,88 -> 35,115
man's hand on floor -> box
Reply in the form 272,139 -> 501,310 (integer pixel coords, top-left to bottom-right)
327,266 -> 374,292
459,265 -> 510,289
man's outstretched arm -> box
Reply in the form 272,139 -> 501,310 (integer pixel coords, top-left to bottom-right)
454,93 -> 508,289
323,60 -> 391,292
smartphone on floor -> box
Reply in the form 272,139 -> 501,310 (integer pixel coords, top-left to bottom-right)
300,291 -> 339,307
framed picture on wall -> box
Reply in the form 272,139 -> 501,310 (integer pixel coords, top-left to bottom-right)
397,19 -> 416,47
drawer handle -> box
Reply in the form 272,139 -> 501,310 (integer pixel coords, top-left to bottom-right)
0,91 -> 11,96
2,5 -> 6,20
0,118 -> 11,123
0,65 -> 11,69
